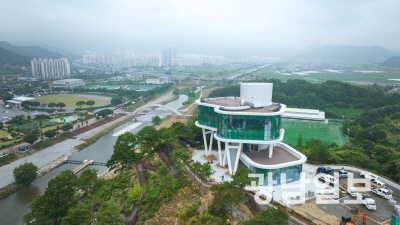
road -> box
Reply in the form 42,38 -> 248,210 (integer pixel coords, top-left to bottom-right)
0,139 -> 84,188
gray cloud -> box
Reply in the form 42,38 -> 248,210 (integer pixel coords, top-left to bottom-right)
1,0 -> 399,55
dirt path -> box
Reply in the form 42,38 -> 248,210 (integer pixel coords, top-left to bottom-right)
156,87 -> 220,130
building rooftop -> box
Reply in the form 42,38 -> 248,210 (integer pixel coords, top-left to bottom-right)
53,79 -> 83,82
243,146 -> 298,165
200,97 -> 281,113
12,97 -> 35,102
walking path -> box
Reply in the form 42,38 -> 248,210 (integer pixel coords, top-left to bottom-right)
0,139 -> 84,188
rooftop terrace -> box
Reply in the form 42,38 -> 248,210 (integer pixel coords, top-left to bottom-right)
200,97 -> 281,113
243,146 -> 298,165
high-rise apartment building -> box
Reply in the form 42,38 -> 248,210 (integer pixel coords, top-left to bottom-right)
31,58 -> 71,80
162,47 -> 177,65
148,56 -> 162,67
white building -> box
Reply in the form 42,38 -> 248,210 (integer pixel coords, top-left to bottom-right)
31,58 -> 71,79
195,83 -> 306,186
146,79 -> 160,84
148,56 -> 162,67
162,47 -> 177,65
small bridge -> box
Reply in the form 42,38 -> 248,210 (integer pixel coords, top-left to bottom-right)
132,104 -> 182,116
65,159 -> 107,166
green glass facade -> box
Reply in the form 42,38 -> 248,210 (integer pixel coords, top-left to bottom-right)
239,160 -> 302,186
198,105 -> 218,128
217,114 -> 282,141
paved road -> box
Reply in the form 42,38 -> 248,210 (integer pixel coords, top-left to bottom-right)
0,139 -> 84,188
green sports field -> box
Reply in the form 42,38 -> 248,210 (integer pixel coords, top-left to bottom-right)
282,121 -> 346,146
35,95 -> 106,108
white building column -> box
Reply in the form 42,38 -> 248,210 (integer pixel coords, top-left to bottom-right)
217,140 -> 222,166
269,143 -> 274,158
222,144 -> 227,167
208,131 -> 214,156
226,143 -> 233,175
202,128 -> 208,156
233,143 -> 243,173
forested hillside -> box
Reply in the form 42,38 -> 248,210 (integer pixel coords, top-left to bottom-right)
0,47 -> 31,66
209,79 -> 400,118
0,41 -> 63,59
382,56 -> 400,68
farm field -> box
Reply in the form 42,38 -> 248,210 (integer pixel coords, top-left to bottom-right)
257,71 -> 400,85
34,95 -> 108,108
282,120 -> 346,146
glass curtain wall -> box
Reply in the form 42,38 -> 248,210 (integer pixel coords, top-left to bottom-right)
239,162 -> 302,186
197,105 -> 217,128
217,114 -> 282,141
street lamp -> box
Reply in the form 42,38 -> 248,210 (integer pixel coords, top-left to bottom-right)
272,190 -> 275,203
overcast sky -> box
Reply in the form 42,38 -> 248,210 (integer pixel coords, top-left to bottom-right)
2,0 -> 400,56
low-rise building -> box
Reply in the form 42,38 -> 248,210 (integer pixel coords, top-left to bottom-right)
48,79 -> 86,90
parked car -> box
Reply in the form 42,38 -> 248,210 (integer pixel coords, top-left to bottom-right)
339,170 -> 350,179
318,174 -> 337,186
371,187 -> 392,199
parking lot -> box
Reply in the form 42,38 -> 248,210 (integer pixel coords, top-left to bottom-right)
303,168 -> 398,224
0,102 -> 49,121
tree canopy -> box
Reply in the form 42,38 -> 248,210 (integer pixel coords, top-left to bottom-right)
13,162 -> 38,186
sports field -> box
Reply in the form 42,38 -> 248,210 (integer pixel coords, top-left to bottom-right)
282,120 -> 346,146
34,95 -> 107,108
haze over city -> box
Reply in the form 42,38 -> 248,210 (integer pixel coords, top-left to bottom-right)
2,0 -> 400,55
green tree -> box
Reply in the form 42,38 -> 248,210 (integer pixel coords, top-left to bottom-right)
243,206 -> 289,225
209,182 -> 243,217
296,134 -> 304,151
157,163 -> 176,202
13,162 -> 38,186
86,100 -> 95,107
110,97 -> 123,105
48,102 -> 56,110
106,132 -> 144,169
3,93 -> 13,103
44,130 -> 57,138
306,138 -> 330,163
61,123 -> 73,131
23,132 -> 39,144
24,170 -> 78,225
152,115 -> 162,125
232,165 -> 253,189
98,109 -> 113,118
128,184 -> 144,201
96,199 -> 124,225
75,101 -> 86,108
78,168 -> 98,191
60,200 -> 94,225
56,102 -> 66,110
173,88 -> 180,95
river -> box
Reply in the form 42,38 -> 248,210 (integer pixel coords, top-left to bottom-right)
0,92 -> 189,225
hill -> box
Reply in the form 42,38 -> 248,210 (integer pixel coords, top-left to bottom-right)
294,45 -> 395,62
381,57 -> 400,68
0,41 -> 63,59
0,47 -> 31,66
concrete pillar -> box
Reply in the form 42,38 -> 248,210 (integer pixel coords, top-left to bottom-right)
269,143 -> 274,158
217,140 -> 222,166
208,131 -> 214,156
222,142 -> 227,166
202,128 -> 208,156
233,143 -> 243,173
226,143 -> 233,175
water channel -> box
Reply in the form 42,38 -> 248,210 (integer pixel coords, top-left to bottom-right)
0,92 -> 190,225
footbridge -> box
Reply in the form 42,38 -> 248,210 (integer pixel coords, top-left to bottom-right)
65,159 -> 107,174
133,104 -> 182,116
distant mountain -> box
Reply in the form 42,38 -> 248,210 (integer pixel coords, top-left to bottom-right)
0,47 -> 31,66
381,57 -> 400,68
0,41 -> 63,59
294,45 -> 395,62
